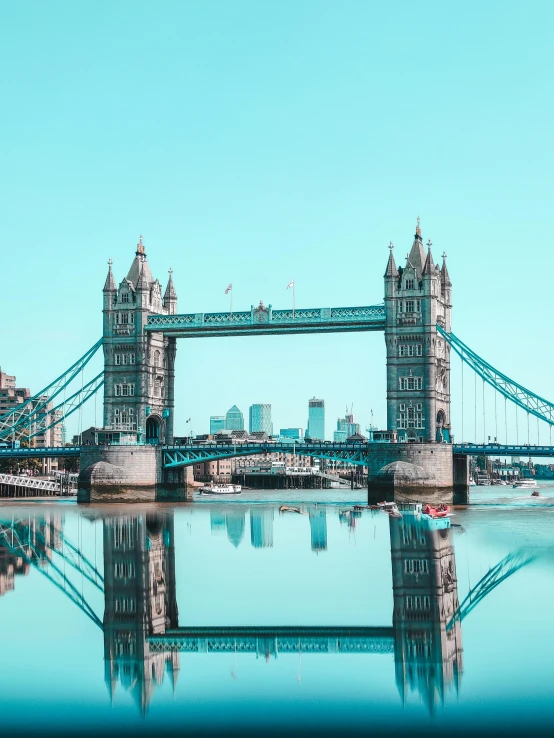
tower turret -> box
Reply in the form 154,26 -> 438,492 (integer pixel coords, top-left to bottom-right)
163,268 -> 178,314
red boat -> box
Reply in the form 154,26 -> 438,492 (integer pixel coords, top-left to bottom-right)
422,503 -> 450,518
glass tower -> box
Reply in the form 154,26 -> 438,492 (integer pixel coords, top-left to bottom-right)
225,405 -> 244,431
210,416 -> 225,434
307,398 -> 325,440
249,404 -> 273,435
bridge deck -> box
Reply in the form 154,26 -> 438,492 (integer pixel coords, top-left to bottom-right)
148,626 -> 394,654
145,305 -> 386,338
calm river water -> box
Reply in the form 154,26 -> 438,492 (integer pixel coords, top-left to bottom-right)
0,484 -> 553,737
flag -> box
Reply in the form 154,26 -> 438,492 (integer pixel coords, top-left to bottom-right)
286,280 -> 294,289
225,284 -> 232,294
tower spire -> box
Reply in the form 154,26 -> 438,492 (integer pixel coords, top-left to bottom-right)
423,238 -> 435,275
441,251 -> 452,286
164,267 -> 177,302
103,257 -> 116,291
136,234 -> 146,259
384,241 -> 398,278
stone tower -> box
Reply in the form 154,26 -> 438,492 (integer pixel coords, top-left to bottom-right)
103,512 -> 179,715
389,513 -> 463,711
102,237 -> 178,444
384,220 -> 452,443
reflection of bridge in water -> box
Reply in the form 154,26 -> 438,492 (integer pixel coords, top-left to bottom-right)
0,507 -> 534,716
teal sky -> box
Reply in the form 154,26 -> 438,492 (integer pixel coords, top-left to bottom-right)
1,1 -> 553,440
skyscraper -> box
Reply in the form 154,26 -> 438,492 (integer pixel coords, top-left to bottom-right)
225,405 -> 244,431
210,416 -> 225,434
334,407 -> 360,440
307,398 -> 325,440
249,404 -> 272,435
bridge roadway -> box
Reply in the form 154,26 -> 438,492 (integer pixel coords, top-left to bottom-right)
146,626 -> 394,654
3,442 -> 554,464
145,305 -> 386,338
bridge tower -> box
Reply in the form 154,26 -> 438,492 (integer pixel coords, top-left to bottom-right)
384,220 -> 452,443
102,238 -> 178,444
389,513 -> 463,711
103,512 -> 179,714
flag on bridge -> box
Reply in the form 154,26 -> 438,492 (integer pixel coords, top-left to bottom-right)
286,280 -> 294,289
225,284 -> 232,294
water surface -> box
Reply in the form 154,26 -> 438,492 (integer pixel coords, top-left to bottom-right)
0,484 -> 553,736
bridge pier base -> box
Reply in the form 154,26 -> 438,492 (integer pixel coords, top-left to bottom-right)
366,443 -> 454,505
77,445 -> 192,503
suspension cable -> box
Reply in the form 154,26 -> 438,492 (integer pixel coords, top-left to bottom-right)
461,353 -> 464,442
482,378 -> 486,444
504,397 -> 508,445
494,388 -> 498,442
516,406 -> 519,445
474,370 -> 477,442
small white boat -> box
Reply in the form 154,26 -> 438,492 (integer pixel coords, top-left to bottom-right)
377,501 -> 399,514
513,479 -> 537,489
200,483 -> 242,495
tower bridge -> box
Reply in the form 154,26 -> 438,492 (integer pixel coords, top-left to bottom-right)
2,220 -> 554,501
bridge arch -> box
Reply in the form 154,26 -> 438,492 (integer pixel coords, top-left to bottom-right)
146,415 -> 162,445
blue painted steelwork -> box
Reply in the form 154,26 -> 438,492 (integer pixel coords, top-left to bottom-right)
162,442 -> 375,468
0,519 -> 102,628
0,339 -> 103,441
438,325 -> 554,426
5,519 -> 105,592
145,304 -> 386,338
24,374 -> 104,442
447,550 -> 535,631
453,443 -> 554,457
148,626 -> 394,654
0,446 -> 81,459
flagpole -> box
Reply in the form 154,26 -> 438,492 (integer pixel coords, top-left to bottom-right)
230,289 -> 233,320
292,281 -> 295,318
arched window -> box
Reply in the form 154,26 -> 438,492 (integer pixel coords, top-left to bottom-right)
154,350 -> 161,368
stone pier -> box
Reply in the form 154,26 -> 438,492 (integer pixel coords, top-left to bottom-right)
366,443 -> 453,505
77,445 -> 192,503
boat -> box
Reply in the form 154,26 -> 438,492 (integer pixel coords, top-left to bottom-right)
422,503 -> 450,519
377,501 -> 399,514
531,490 -> 540,497
199,483 -> 241,495
512,479 -> 537,489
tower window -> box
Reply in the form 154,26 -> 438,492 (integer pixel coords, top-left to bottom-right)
121,293 -> 129,303
405,279 -> 415,290
114,354 -> 121,365
405,300 -> 415,312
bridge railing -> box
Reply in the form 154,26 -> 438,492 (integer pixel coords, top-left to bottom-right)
146,304 -> 386,334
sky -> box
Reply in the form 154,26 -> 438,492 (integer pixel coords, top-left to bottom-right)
1,0 -> 553,441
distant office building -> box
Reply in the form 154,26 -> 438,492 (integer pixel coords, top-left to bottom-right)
0,371 -> 16,390
336,408 -> 360,438
307,398 -> 325,440
309,508 -> 327,553
0,373 -> 62,472
280,428 -> 303,439
250,509 -> 274,548
225,405 -> 244,431
225,511 -> 246,548
333,430 -> 348,442
249,404 -> 272,435
210,415 -> 225,434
